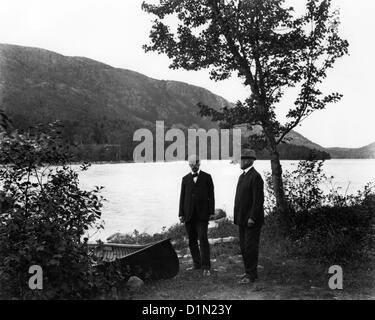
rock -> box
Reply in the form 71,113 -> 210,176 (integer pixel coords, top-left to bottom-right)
209,208 -> 227,221
106,232 -> 126,242
126,276 -> 144,292
208,236 -> 238,245
228,255 -> 242,264
208,217 -> 229,228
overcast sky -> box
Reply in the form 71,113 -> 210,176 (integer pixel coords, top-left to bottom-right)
0,0 -> 374,148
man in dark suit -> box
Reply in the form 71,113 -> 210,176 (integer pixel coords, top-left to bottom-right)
179,155 -> 215,276
234,149 -> 264,284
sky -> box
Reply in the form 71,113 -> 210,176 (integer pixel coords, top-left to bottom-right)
0,0 -> 374,148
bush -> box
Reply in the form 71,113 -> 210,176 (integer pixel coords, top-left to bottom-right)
265,159 -> 328,213
0,121 -> 123,299
289,203 -> 374,263
208,218 -> 238,239
265,160 -> 375,264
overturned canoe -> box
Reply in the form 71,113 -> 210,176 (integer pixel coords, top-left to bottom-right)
88,238 -> 179,281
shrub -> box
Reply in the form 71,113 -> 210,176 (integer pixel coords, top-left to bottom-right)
0,122 -> 120,299
264,160 -> 375,264
208,218 -> 237,239
264,159 -> 328,214
289,202 -> 374,263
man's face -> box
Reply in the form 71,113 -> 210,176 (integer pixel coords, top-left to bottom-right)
189,160 -> 200,172
240,158 -> 254,170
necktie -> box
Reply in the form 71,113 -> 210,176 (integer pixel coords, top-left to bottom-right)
239,171 -> 246,182
192,173 -> 198,178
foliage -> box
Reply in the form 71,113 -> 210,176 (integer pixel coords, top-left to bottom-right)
90,248 -> 131,299
264,159 -> 328,213
208,218 -> 238,239
0,108 -> 12,133
143,0 -> 348,141
143,0 -> 349,213
289,203 -> 374,264
6,114 -> 140,162
264,160 -> 375,264
0,121 -> 122,299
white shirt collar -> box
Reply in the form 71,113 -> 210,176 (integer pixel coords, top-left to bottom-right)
243,165 -> 253,174
191,169 -> 200,176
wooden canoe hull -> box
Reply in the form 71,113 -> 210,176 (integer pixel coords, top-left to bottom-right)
90,238 -> 179,281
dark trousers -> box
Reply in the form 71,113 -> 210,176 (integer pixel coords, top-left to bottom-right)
185,219 -> 210,269
239,225 -> 262,280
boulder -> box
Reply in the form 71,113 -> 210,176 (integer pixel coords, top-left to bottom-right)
209,208 -> 227,221
208,236 -> 238,245
126,276 -> 144,292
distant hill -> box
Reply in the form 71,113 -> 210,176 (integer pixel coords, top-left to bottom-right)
236,124 -> 330,160
0,43 -> 371,160
327,142 -> 375,159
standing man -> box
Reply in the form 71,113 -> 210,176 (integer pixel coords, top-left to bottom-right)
179,155 -> 215,276
234,149 -> 264,284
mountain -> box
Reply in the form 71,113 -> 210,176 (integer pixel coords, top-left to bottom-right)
0,43 -> 232,160
235,124 -> 329,160
326,142 -> 375,159
0,43 -> 228,129
0,43 -> 371,160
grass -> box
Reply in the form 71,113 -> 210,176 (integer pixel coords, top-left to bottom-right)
112,219 -> 375,300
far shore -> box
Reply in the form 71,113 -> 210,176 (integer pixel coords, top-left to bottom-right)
68,158 -> 375,166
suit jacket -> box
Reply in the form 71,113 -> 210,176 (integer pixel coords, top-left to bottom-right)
234,167 -> 264,227
179,170 -> 215,222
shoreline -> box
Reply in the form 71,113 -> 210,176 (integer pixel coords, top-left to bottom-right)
71,158 -> 375,166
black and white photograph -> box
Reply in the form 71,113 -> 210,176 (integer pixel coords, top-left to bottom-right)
0,0 -> 374,306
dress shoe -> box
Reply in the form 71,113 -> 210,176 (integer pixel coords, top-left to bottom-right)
238,276 -> 256,285
186,265 -> 201,271
202,269 -> 212,277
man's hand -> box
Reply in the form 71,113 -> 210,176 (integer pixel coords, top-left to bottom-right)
179,216 -> 185,223
247,217 -> 255,227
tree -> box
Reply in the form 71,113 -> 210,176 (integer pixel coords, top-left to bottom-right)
142,0 -> 348,216
0,108 -> 13,133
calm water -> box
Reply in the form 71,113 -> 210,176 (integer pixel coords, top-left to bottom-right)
77,160 -> 375,241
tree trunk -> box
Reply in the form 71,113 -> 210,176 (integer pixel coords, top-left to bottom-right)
262,124 -> 289,216
270,149 -> 289,215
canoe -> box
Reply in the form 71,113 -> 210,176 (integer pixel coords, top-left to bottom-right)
88,238 -> 179,280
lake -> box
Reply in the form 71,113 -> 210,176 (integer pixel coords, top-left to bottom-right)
77,159 -> 375,241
